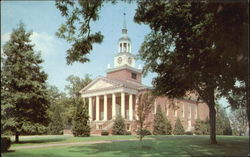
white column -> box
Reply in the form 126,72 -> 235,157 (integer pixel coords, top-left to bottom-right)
112,93 -> 116,119
104,94 -> 108,121
121,92 -> 125,118
129,94 -> 133,120
88,97 -> 93,121
182,103 -> 185,118
96,96 -> 100,121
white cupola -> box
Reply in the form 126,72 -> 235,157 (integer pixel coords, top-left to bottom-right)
114,12 -> 136,68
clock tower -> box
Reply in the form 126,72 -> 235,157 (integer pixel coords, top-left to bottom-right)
106,12 -> 142,84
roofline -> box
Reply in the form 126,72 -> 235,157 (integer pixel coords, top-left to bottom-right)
106,65 -> 142,73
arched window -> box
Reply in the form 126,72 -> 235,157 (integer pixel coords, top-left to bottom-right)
123,43 -> 127,52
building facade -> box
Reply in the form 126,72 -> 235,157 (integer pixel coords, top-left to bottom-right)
80,16 -> 209,135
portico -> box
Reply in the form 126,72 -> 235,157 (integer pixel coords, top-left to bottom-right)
86,92 -> 135,121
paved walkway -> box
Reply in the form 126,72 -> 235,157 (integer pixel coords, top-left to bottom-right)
12,138 -> 153,150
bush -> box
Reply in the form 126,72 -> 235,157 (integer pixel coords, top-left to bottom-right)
173,117 -> 185,135
185,131 -> 193,135
1,137 -> 11,152
101,130 -> 109,136
112,115 -> 126,135
137,128 -> 151,136
125,131 -> 131,135
194,119 -> 209,135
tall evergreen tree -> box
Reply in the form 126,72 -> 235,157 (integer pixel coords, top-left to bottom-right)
173,118 -> 185,135
72,98 -> 90,137
1,23 -> 49,143
153,105 -> 172,135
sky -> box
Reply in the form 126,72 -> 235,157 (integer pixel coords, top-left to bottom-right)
1,1 -> 229,107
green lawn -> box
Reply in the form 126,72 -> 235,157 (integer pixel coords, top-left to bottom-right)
10,135 -> 137,147
2,135 -> 249,157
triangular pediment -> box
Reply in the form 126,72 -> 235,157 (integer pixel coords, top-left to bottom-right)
87,79 -> 114,91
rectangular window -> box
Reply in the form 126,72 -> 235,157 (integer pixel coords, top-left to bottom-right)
131,73 -> 137,79
97,124 -> 103,130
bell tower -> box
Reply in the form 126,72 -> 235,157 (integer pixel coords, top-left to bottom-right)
107,12 -> 142,84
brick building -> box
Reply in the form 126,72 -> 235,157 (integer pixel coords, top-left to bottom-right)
79,15 -> 209,135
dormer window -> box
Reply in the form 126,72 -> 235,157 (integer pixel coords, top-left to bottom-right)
131,72 -> 137,79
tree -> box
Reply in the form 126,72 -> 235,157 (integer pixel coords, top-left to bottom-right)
63,74 -> 92,129
173,118 -> 185,135
216,105 -> 232,135
134,0 -> 248,144
229,106 -> 248,136
65,74 -> 92,98
153,105 -> 172,135
48,105 -> 64,135
136,91 -> 155,141
1,23 -> 49,143
47,85 -> 65,134
72,98 -> 90,137
194,119 -> 210,135
112,114 -> 126,135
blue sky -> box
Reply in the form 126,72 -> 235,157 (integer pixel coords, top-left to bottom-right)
1,1 -> 155,91
1,1 -> 228,107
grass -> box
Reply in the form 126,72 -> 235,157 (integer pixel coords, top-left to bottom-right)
10,135 -> 137,147
2,135 -> 249,157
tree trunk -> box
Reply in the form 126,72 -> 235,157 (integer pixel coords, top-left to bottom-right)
139,122 -> 143,142
15,132 -> 19,143
209,104 -> 217,144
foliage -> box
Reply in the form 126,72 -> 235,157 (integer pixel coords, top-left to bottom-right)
48,105 -> 64,135
185,131 -> 193,135
136,91 -> 155,141
62,74 -> 92,129
65,74 -> 92,98
216,105 -> 232,135
173,118 -> 185,135
136,128 -> 151,136
101,130 -> 109,136
47,86 -> 65,135
1,22 -> 49,143
125,131 -> 132,135
72,98 -> 90,137
112,115 -> 126,135
55,0 -> 104,64
134,0 -> 248,144
1,137 -> 11,152
229,106 -> 248,136
194,119 -> 210,135
153,105 -> 172,135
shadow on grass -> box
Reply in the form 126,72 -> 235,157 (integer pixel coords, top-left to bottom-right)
67,135 -> 249,157
12,138 -> 65,144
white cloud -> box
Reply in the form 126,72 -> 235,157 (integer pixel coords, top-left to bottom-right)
1,32 -> 60,57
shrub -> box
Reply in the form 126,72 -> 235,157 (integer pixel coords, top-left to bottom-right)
1,137 -> 11,152
125,131 -> 131,135
185,131 -> 193,135
101,130 -> 109,136
112,115 -> 126,135
194,119 -> 209,135
173,117 -> 185,135
137,128 -> 151,136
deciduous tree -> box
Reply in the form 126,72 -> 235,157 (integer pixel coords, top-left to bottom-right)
136,91 -> 155,141
134,0 -> 248,144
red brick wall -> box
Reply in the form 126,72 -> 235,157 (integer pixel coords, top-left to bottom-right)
107,69 -> 141,83
142,96 -> 209,132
